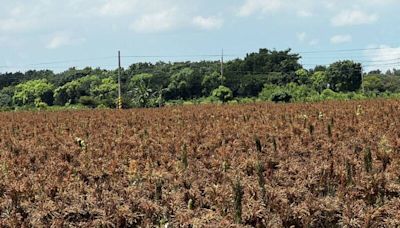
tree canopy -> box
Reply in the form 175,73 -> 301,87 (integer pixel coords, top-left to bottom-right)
0,48 -> 398,110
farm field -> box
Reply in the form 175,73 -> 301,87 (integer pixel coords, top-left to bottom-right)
0,100 -> 400,227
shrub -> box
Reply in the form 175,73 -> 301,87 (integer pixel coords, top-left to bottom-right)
271,91 -> 292,103
78,96 -> 98,108
200,96 -> 219,104
0,93 -> 12,107
212,86 -> 233,103
259,84 -> 283,101
227,100 -> 239,105
320,89 -> 348,100
34,98 -> 48,110
238,97 -> 256,104
320,89 -> 337,100
286,83 -> 318,102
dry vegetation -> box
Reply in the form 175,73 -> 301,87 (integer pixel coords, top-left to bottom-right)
1,100 -> 400,227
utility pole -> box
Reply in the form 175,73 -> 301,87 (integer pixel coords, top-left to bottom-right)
220,48 -> 224,85
361,64 -> 365,94
117,51 -> 122,109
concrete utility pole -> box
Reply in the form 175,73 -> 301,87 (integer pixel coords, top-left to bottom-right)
361,64 -> 365,94
118,51 -> 122,109
220,49 -> 224,85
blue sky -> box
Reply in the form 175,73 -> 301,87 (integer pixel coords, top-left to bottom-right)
1,0 -> 400,73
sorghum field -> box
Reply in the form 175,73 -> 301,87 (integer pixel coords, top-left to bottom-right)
1,100 -> 400,227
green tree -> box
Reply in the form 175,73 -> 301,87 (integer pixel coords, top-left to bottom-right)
313,65 -> 327,73
211,86 -> 233,103
295,69 -> 311,85
131,79 -> 153,108
225,49 -> 302,96
320,88 -> 347,100
271,91 -> 292,103
286,83 -> 318,102
240,48 -> 302,74
381,76 -> 400,93
91,77 -> 118,107
129,78 -> 164,108
363,75 -> 384,93
0,86 -> 15,108
78,96 -> 98,108
259,84 -> 284,101
13,79 -> 54,106
50,67 -> 97,87
54,80 -> 80,105
310,71 -> 328,93
326,61 -> 362,92
53,75 -> 101,106
202,71 -> 224,96
259,83 -> 317,102
166,68 -> 201,99
0,93 -> 12,108
131,73 -> 154,88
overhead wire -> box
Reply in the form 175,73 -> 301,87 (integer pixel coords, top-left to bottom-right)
0,46 -> 399,71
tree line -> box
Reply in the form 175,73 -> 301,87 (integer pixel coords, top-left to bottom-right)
1,48 -> 399,110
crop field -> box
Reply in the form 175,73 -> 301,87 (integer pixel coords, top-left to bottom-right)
0,100 -> 400,227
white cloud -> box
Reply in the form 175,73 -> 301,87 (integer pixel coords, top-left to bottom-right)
98,0 -> 139,16
237,0 -> 398,19
130,9 -> 179,33
321,0 -> 395,11
0,18 -> 35,32
237,0 -> 324,17
366,45 -> 400,71
331,10 -> 378,27
330,34 -> 352,44
238,0 -> 282,16
296,32 -> 318,46
46,33 -> 85,49
192,16 -> 223,30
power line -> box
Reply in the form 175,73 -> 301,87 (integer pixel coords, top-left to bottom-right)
122,54 -> 224,58
1,46 -> 399,71
228,46 -> 399,55
364,62 -> 400,68
298,46 -> 398,54
26,56 -> 116,67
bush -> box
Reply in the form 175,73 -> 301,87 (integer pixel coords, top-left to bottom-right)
320,89 -> 338,100
199,96 -> 220,104
165,99 -> 184,106
238,97 -> 256,104
98,98 -> 116,108
259,84 -> 283,101
286,83 -> 318,102
212,86 -> 233,103
78,96 -> 98,108
34,98 -> 48,110
0,93 -> 12,108
259,83 -> 315,103
271,91 -> 292,103
96,104 -> 109,109
228,100 -> 239,105
348,92 -> 367,100
320,89 -> 348,100
182,101 -> 194,106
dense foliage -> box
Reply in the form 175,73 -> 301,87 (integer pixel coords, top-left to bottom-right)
1,100 -> 399,226
1,48 -> 399,110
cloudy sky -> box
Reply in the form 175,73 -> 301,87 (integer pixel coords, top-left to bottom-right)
1,0 -> 400,72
